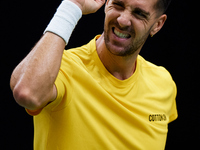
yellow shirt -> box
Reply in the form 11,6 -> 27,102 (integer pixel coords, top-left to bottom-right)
27,35 -> 178,150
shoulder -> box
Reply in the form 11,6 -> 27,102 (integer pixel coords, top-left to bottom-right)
62,36 -> 98,63
138,55 -> 173,79
138,55 -> 176,90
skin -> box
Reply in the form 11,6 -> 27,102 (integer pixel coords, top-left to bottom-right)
96,0 -> 167,80
10,0 -> 166,110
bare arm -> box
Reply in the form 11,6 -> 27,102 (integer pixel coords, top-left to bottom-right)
10,0 -> 105,110
10,33 -> 65,110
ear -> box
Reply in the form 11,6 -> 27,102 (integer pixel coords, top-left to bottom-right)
150,14 -> 167,37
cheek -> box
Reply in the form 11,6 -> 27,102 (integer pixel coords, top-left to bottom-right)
104,12 -> 118,32
105,14 -> 117,25
131,19 -> 150,38
105,6 -> 120,23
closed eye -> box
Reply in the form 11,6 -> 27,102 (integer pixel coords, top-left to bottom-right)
134,10 -> 147,18
133,8 -> 150,20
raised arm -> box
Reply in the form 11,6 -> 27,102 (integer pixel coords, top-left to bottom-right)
10,0 -> 105,111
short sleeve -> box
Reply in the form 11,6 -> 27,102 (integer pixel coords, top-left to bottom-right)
51,70 -> 67,110
25,50 -> 75,116
169,99 -> 178,123
25,70 -> 67,116
168,82 -> 178,123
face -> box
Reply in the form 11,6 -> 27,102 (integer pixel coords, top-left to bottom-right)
104,0 -> 166,57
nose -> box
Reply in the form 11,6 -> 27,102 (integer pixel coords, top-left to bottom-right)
117,10 -> 131,28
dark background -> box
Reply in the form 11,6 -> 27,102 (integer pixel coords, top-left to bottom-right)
1,0 -> 199,149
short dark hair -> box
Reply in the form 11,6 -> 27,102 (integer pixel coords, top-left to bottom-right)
154,0 -> 172,14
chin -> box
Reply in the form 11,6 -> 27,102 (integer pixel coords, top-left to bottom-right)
105,41 -> 137,57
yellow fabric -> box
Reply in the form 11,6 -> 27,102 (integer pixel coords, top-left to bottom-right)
30,35 -> 178,150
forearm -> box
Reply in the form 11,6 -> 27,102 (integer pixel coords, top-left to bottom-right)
10,32 -> 65,110
10,0 -> 83,110
10,0 -> 105,110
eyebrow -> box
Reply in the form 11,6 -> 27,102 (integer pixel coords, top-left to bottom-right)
112,0 -> 151,17
112,0 -> 125,6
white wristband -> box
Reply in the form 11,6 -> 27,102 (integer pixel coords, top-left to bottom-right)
44,0 -> 82,44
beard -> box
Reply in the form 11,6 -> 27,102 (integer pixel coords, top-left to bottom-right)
104,21 -> 150,57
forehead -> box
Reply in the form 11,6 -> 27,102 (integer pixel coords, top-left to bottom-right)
111,0 -> 157,11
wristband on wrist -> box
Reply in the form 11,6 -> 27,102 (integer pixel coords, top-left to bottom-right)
44,0 -> 82,44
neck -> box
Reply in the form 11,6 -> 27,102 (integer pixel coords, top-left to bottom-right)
96,34 -> 140,80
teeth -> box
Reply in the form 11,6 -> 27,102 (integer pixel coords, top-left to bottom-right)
114,29 -> 129,38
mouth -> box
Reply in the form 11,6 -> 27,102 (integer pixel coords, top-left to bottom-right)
112,27 -> 131,39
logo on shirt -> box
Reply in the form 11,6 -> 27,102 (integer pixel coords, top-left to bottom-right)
149,114 -> 167,122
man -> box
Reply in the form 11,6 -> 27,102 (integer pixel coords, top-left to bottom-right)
10,0 -> 177,149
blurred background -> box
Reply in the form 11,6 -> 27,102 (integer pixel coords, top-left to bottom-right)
1,0 -> 199,149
